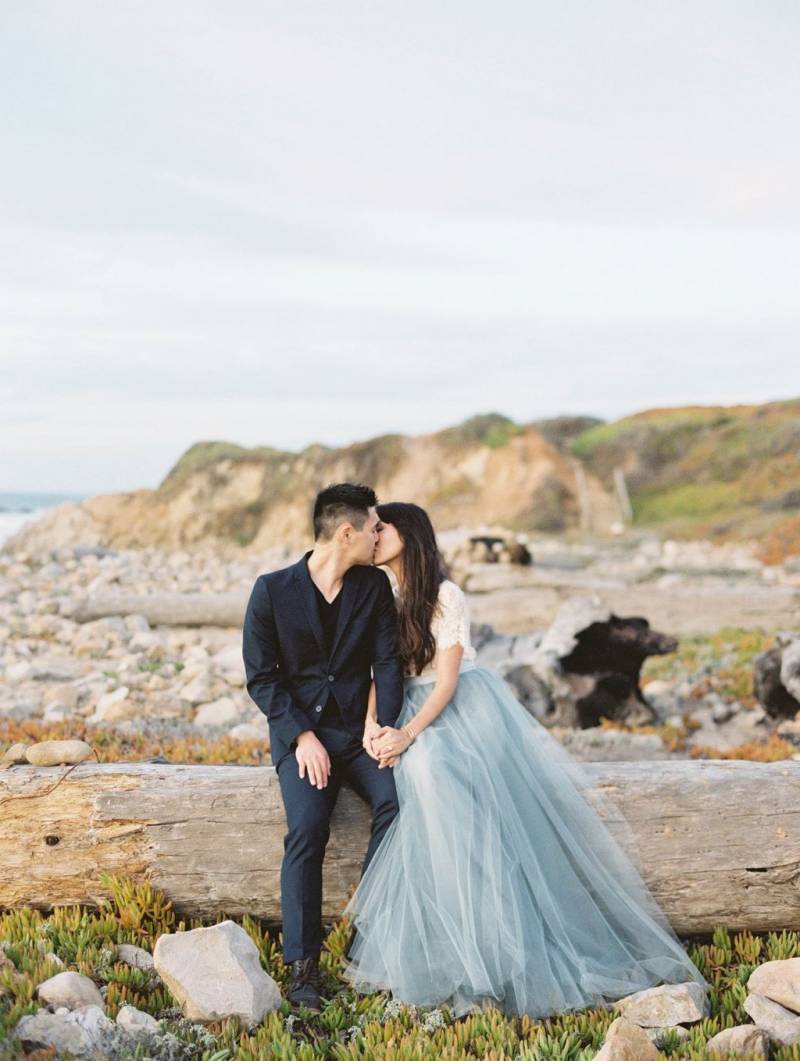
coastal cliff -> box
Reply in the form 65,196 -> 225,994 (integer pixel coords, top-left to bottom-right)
4,414 -> 616,554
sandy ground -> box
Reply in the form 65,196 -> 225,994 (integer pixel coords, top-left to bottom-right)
470,581 -> 799,636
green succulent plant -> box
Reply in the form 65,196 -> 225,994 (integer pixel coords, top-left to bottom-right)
3,874 -> 800,1058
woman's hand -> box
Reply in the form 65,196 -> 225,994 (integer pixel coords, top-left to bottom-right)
372,725 -> 412,768
362,715 -> 383,761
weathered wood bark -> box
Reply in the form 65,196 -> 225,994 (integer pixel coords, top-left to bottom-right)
2,760 -> 799,936
69,592 -> 249,627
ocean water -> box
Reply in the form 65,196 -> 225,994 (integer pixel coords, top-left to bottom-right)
0,490 -> 86,548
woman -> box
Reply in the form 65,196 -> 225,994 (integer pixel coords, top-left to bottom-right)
341,502 -> 708,1019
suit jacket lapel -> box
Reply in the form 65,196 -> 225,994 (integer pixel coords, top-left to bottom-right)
292,552 -> 326,658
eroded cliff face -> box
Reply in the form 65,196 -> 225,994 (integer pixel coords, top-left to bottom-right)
5,419 -> 618,556
8,399 -> 800,564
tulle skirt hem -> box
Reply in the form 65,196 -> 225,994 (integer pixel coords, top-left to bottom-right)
340,666 -> 708,1020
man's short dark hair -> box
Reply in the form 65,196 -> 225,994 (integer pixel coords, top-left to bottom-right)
312,483 -> 378,541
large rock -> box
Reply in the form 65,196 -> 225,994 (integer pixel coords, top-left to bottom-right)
747,957 -> 800,1014
115,943 -> 155,971
93,686 -> 134,722
212,643 -> 247,683
36,969 -> 104,1008
2,742 -> 29,766
612,981 -> 708,1027
744,992 -> 800,1045
228,721 -> 267,743
557,613 -> 676,727
498,663 -> 553,720
5,661 -> 34,682
178,672 -> 213,705
194,696 -> 240,728
594,1015 -> 660,1059
153,919 -> 282,1024
115,1003 -> 162,1040
12,1004 -> 121,1058
26,740 -> 93,767
706,1023 -> 770,1058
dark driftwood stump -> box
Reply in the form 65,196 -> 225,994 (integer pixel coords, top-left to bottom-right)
562,616 -> 678,728
503,613 -> 679,729
2,760 -> 799,935
754,646 -> 800,720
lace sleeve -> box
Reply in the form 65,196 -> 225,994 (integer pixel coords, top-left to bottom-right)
435,581 -> 471,652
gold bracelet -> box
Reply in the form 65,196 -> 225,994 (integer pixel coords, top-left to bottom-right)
404,723 -> 417,743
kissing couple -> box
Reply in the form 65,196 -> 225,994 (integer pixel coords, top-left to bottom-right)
242,482 -> 707,1018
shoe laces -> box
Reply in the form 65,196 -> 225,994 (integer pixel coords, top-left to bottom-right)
291,958 -> 320,989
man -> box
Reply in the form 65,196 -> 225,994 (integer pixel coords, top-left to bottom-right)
242,482 -> 404,1011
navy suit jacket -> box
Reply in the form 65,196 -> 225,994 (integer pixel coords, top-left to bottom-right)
242,551 -> 405,768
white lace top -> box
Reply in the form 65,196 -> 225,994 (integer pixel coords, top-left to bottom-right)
393,578 -> 477,679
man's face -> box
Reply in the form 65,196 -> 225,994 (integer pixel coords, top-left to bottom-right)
349,506 -> 381,565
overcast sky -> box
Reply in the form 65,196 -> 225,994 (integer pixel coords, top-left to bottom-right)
2,1 -> 799,495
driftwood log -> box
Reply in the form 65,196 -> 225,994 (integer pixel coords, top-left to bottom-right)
68,592 -> 249,627
2,760 -> 799,936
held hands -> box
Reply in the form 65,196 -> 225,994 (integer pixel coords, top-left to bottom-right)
295,731 -> 331,789
372,725 -> 412,769
297,721 -> 413,785
362,715 -> 383,761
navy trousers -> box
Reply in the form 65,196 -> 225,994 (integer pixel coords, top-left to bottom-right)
275,711 -> 400,962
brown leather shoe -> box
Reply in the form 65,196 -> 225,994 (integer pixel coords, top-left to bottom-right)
286,957 -> 322,1011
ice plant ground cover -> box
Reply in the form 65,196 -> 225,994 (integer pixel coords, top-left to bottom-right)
1,875 -> 800,1059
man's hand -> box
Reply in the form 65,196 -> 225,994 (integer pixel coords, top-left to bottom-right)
362,715 -> 383,761
295,731 -> 331,789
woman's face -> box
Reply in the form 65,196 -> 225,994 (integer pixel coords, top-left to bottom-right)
373,520 -> 404,566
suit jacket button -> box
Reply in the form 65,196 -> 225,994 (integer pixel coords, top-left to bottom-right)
315,705 -> 322,712
328,675 -> 335,682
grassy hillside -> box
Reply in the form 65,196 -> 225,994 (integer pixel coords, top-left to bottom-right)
132,412 -> 611,550
161,415 -> 522,489
163,400 -> 800,557
17,401 -> 794,557
568,398 -> 800,559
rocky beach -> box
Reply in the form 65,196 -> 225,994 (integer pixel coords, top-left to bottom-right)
3,404 -> 800,1058
4,524 -> 800,1058
1,524 -> 799,766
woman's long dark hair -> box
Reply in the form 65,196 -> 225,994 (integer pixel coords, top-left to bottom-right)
376,502 -> 450,676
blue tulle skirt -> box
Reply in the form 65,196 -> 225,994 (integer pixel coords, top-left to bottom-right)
341,664 -> 708,1018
